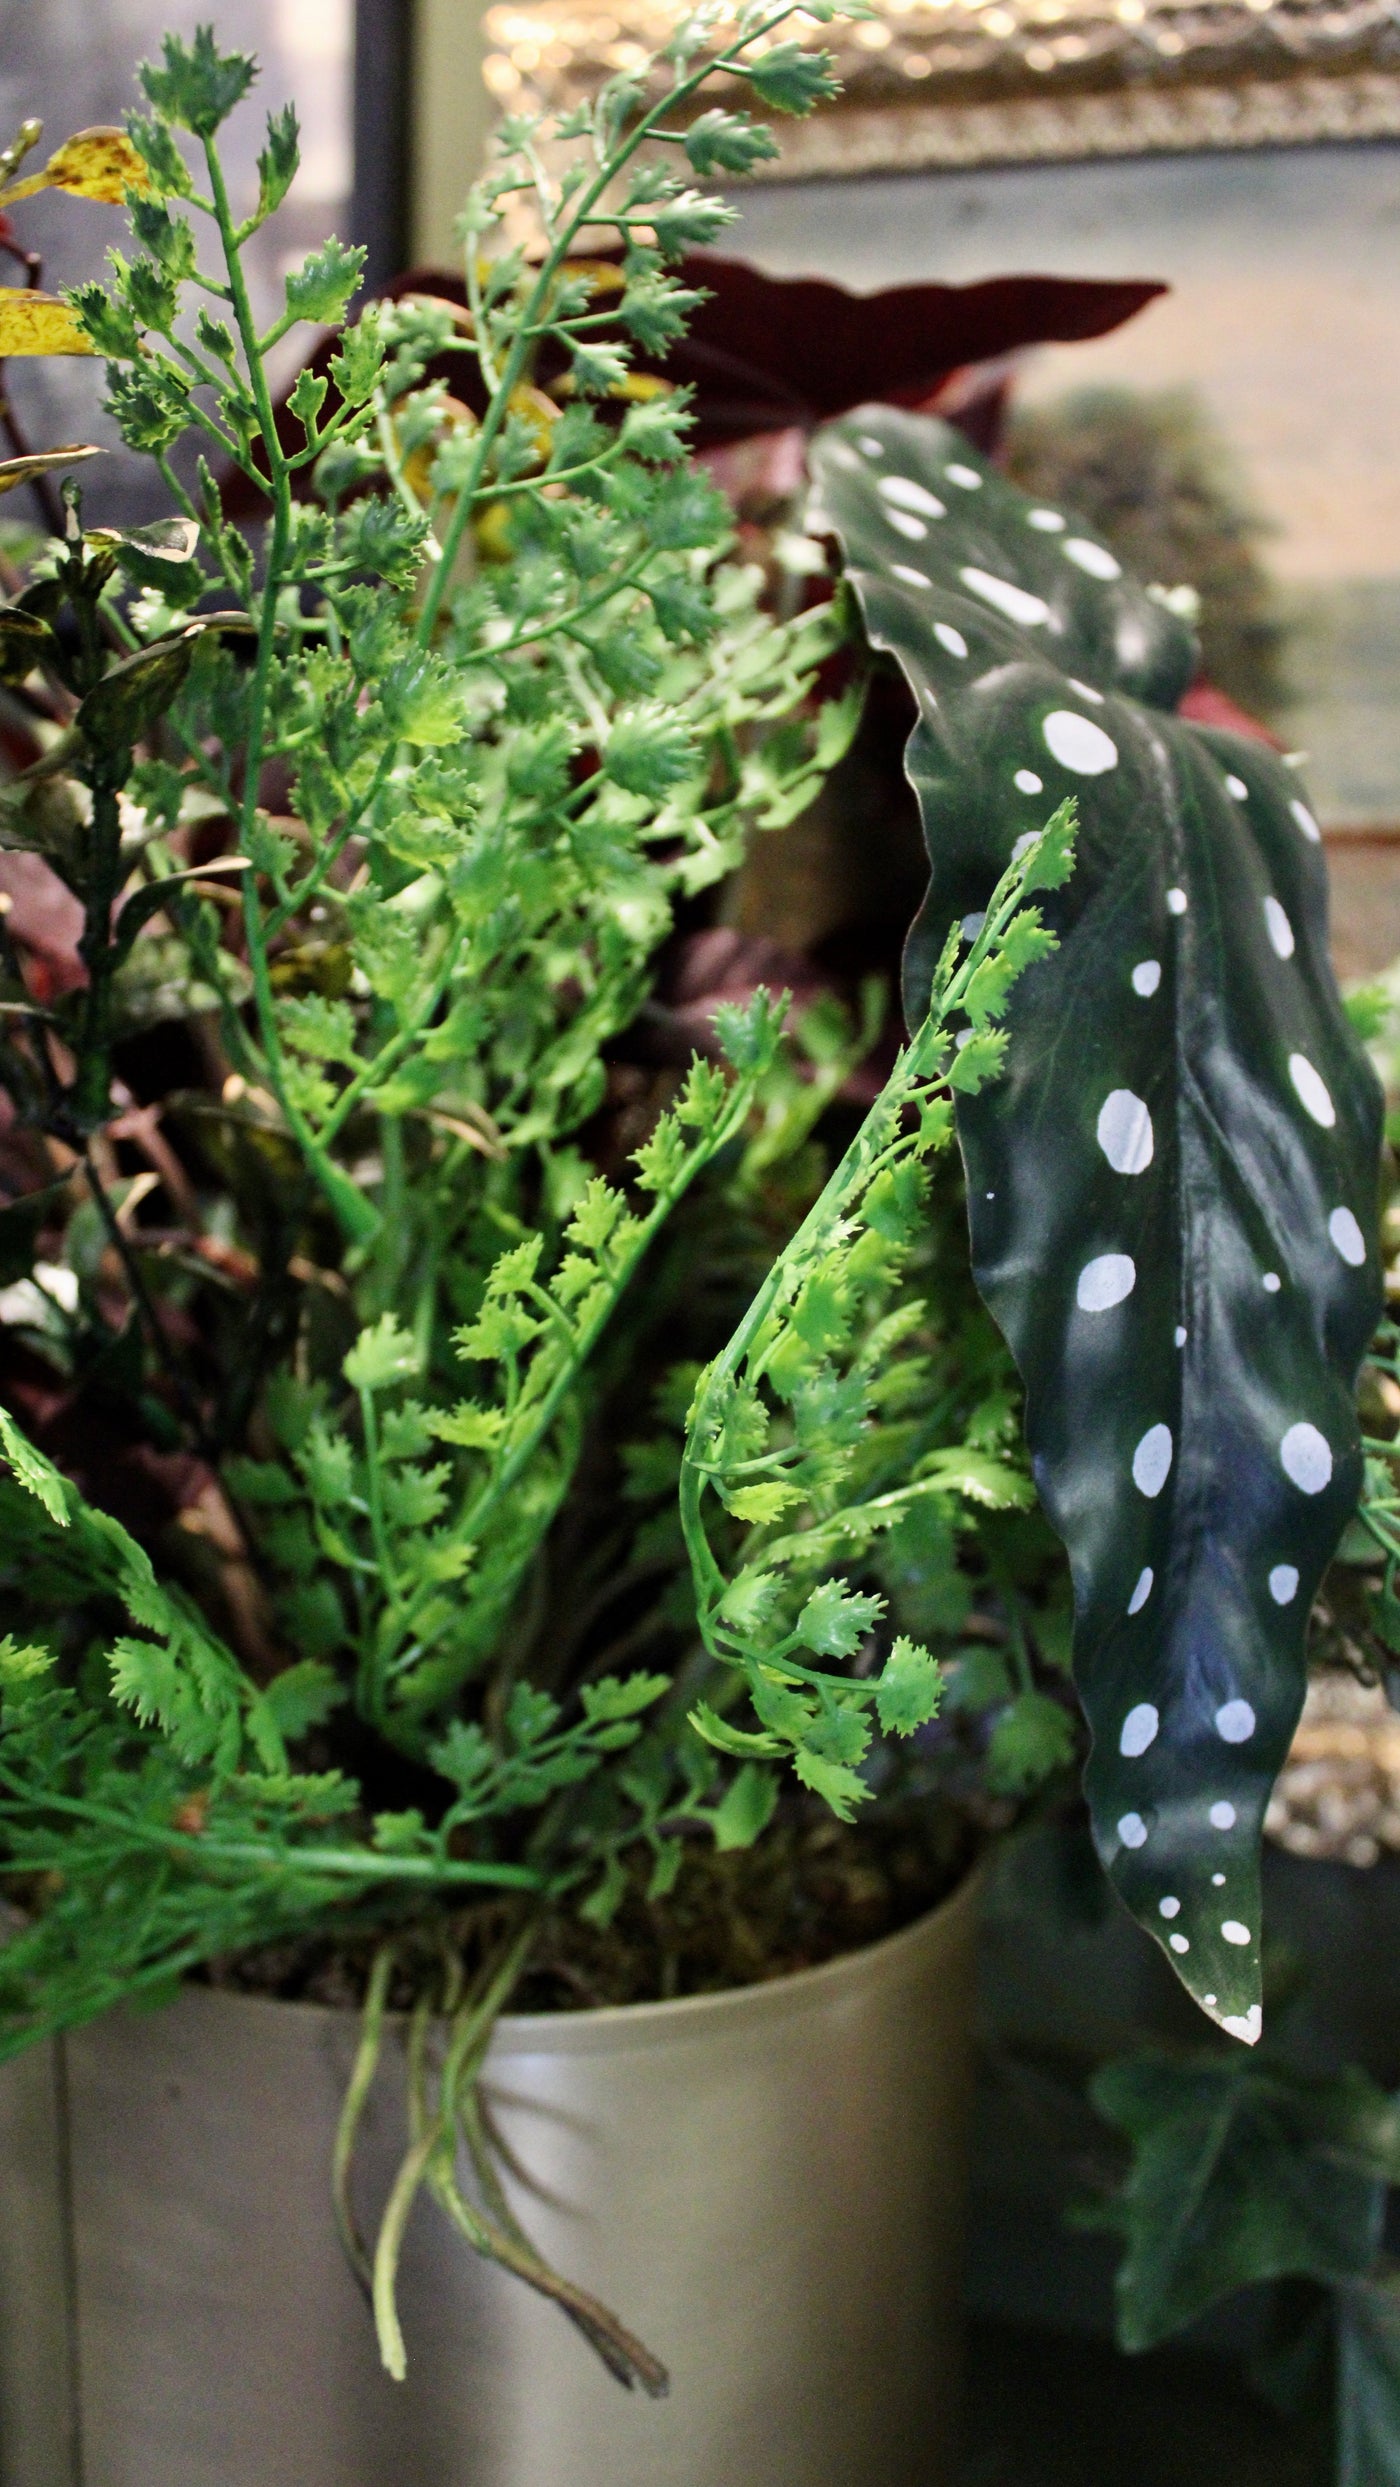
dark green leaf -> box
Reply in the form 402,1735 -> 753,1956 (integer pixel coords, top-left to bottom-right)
256,102 -> 299,221
76,631 -> 197,751
124,113 -> 194,200
1093,2053 -> 1385,2352
139,29 -> 256,138
813,407 -> 1384,2044
1339,2280 -> 1400,2487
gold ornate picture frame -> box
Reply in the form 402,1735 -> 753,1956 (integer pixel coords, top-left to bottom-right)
483,0 -> 1400,173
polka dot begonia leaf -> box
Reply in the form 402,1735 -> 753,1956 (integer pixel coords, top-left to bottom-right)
810,407 -> 1384,2045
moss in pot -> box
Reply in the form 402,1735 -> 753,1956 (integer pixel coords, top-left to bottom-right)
0,2 -> 1384,2447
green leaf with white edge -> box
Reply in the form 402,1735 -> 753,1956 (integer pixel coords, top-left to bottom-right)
795,1579 -> 883,1660
812,405 -> 1384,2048
875,1635 -> 942,1735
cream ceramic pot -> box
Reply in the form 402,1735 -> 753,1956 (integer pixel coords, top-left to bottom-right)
0,1872 -> 979,2487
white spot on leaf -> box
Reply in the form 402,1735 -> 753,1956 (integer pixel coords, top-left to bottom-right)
1221,1920 -> 1252,1946
1223,2004 -> 1262,2044
1097,1089 -> 1154,1175
1226,775 -> 1248,799
1132,960 -> 1161,996
1210,1800 -> 1237,1829
858,435 -> 885,458
1264,896 -> 1295,958
1077,1252 -> 1136,1311
1062,536 -> 1122,580
1216,1700 -> 1256,1743
1120,1702 -> 1160,1757
946,462 -> 983,489
1175,1325 -> 1187,1347
1159,1896 -> 1181,1919
1043,709 -> 1119,775
878,474 -> 946,519
891,563 -> 931,589
1288,1053 -> 1335,1127
1117,1812 -> 1148,1849
1329,1206 -> 1366,1266
1269,1563 -> 1300,1605
1170,1932 -> 1190,1953
960,566 -> 1050,628
1280,1421 -> 1333,1495
1027,507 -> 1066,532
1133,1424 -> 1173,1499
884,508 -> 927,542
1013,773 -> 1043,799
1213,1871 -> 1227,1886
1068,677 -> 1105,705
1290,798 -> 1322,843
1128,1566 -> 1153,1615
961,911 -> 986,942
1262,1271 -> 1281,1293
934,621 -> 968,657
825,440 -> 861,471
1166,887 -> 1188,915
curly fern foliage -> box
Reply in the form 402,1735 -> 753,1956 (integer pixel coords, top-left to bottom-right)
0,4 -> 1063,2389
681,806 -> 1076,1813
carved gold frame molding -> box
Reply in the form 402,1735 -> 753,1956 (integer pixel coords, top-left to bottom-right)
482,0 -> 1400,173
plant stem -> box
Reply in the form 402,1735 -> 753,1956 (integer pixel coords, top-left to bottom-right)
202,134 -> 379,1247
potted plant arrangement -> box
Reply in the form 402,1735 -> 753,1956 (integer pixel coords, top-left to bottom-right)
0,10 -> 1383,2486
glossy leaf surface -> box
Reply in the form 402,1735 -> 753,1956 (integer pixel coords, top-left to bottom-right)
810,407 -> 1383,2039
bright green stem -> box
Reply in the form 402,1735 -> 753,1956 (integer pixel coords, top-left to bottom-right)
203,134 -> 380,1248
414,3 -> 803,645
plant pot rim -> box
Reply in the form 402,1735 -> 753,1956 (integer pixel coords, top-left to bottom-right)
181,1858 -> 984,2062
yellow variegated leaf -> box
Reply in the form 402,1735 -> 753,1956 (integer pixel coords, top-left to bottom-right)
0,292 -> 94,357
0,127 -> 150,206
0,443 -> 101,496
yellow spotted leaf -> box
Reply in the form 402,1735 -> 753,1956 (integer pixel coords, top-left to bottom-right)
0,127 -> 150,207
0,292 -> 94,357
0,444 -> 102,497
